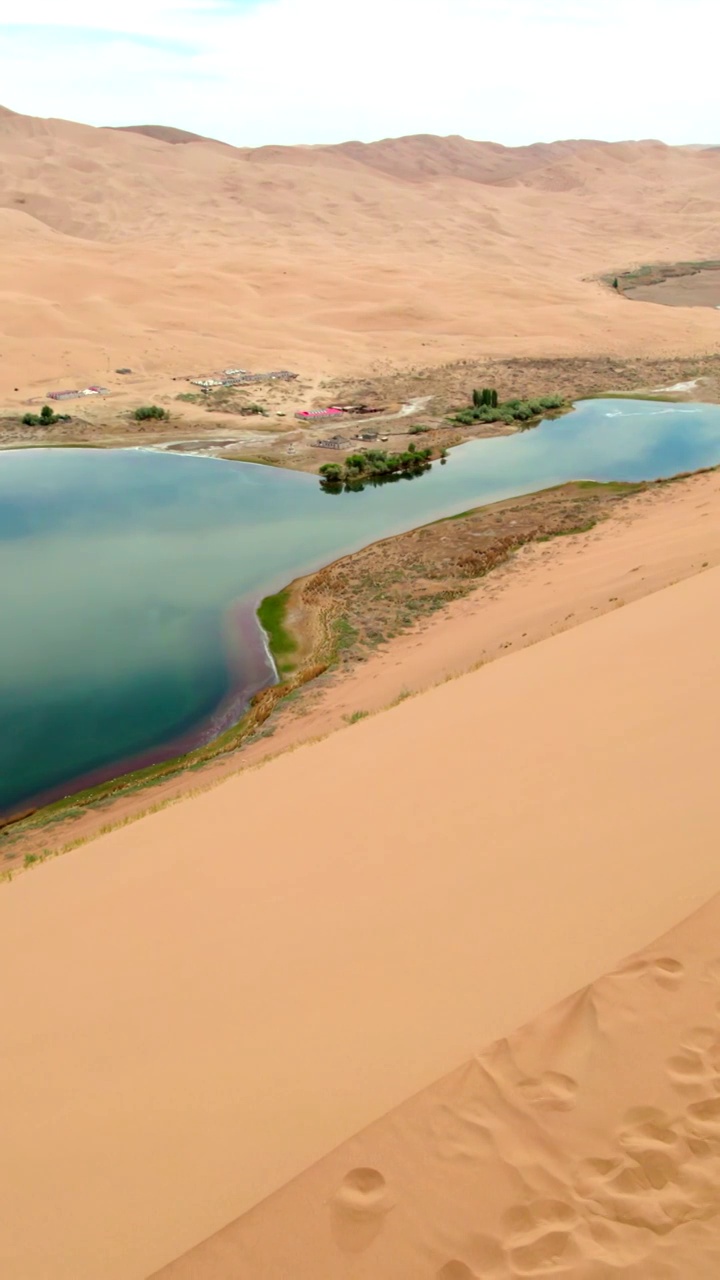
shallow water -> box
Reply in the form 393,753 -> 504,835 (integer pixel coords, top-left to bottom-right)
3,397 -> 720,816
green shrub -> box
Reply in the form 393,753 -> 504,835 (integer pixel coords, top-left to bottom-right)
451,389 -> 565,427
319,445 -> 435,488
134,405 -> 167,421
21,404 -> 68,427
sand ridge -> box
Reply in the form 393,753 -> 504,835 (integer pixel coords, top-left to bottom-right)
156,892 -> 720,1278
3,557 -> 720,1275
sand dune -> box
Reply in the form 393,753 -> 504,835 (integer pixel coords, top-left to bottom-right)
1,106 -> 720,400
157,893 -> 720,1279
3,560 -> 720,1276
4,104 -> 720,1278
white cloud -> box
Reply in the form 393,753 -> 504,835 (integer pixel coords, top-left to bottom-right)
1,0 -> 718,145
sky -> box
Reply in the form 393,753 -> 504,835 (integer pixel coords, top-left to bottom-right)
1,0 -> 717,147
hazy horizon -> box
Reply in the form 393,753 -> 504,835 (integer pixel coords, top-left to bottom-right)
2,1 -> 718,149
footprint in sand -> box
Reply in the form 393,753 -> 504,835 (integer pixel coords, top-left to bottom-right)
516,1071 -> 577,1111
648,957 -> 685,987
577,1098 -> 720,1235
620,956 -> 685,989
666,1048 -> 714,1089
503,1199 -> 580,1275
436,1263 -> 479,1280
436,1232 -> 507,1279
330,1167 -> 392,1253
618,1107 -> 680,1156
684,1097 -> 720,1139
665,1028 -> 720,1094
333,1167 -> 389,1217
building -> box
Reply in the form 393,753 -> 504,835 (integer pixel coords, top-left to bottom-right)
316,435 -> 347,449
294,407 -> 345,422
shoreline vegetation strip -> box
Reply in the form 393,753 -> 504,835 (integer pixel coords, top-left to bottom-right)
2,462 -> 717,864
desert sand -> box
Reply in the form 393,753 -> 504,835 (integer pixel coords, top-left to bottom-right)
1,104 -> 720,414
158,894 -> 720,1280
3,540 -> 720,1276
5,104 -> 720,1278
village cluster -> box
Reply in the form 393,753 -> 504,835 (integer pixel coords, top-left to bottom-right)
28,364 -> 391,453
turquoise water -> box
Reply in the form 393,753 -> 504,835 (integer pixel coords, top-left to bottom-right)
3,397 -> 720,816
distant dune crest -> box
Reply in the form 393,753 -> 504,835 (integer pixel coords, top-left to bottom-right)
0,102 -> 719,387
107,123 -> 230,146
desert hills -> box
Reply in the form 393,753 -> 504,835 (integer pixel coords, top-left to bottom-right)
1,105 -> 719,401
5,102 -> 720,1279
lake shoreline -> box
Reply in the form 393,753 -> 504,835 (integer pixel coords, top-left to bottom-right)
4,350 -> 720,473
4,387 -> 720,849
4,456 -> 720,872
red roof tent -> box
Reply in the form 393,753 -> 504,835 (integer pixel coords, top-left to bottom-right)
295,408 -> 344,420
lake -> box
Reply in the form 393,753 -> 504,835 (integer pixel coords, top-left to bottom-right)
3,397 -> 720,817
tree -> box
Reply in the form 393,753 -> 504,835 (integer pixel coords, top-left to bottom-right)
472,388 -> 483,408
319,462 -> 342,483
344,453 -> 368,478
481,387 -> 493,406
613,277 -> 619,290
490,389 -> 498,408
23,405 -> 60,426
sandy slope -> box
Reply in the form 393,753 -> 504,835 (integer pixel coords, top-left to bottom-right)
1,107 -> 720,402
157,894 -> 720,1280
3,560 -> 720,1277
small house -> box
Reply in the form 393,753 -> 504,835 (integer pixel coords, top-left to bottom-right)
316,435 -> 347,449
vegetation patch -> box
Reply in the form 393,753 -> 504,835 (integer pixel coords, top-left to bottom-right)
133,404 -> 168,421
257,588 -> 298,673
451,386 -> 566,427
319,444 -> 445,490
21,404 -> 71,427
